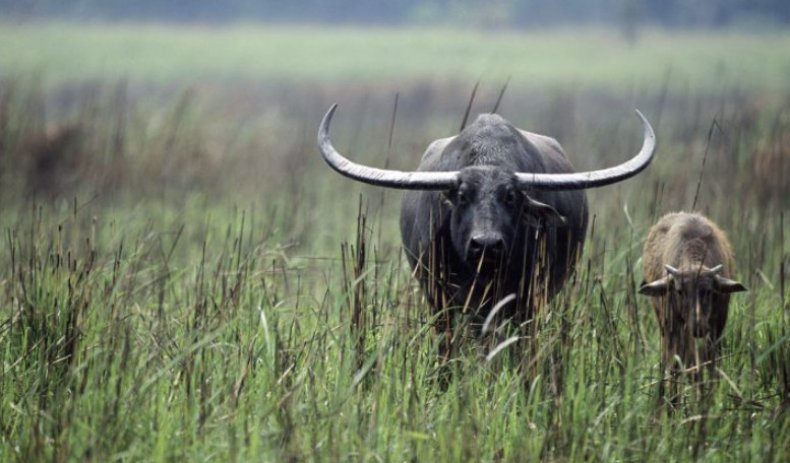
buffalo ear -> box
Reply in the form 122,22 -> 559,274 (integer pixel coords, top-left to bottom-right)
713,275 -> 748,293
523,195 -> 567,227
639,277 -> 672,296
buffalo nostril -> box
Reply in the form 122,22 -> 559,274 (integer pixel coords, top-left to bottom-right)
469,234 -> 505,259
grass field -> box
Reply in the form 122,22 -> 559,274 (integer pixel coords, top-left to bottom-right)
2,22 -> 790,91
0,22 -> 788,461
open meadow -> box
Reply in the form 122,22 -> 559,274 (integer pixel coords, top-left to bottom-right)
0,23 -> 788,461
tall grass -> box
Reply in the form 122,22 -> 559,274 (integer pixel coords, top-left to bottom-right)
0,73 -> 788,461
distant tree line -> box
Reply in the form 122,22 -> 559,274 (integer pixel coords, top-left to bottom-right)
2,0 -> 788,28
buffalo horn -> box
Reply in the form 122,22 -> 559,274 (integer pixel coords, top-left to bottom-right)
318,104 -> 656,192
318,104 -> 459,190
515,109 -> 656,191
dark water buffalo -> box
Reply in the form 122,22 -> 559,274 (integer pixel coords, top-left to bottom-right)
318,104 -> 655,334
639,212 -> 746,397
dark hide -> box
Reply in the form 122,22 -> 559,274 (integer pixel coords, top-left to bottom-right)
400,114 -> 588,327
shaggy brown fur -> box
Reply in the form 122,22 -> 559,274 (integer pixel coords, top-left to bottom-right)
639,212 -> 746,402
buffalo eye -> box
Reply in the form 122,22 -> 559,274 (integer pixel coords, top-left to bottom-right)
456,189 -> 469,205
503,189 -> 518,207
444,188 -> 469,207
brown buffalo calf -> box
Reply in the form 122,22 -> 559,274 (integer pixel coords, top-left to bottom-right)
639,212 -> 746,401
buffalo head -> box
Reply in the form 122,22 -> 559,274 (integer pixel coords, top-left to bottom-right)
639,263 -> 746,337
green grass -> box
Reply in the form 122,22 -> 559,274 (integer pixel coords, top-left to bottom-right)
2,22 -> 790,91
0,23 -> 788,461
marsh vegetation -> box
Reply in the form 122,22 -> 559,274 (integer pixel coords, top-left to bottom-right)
0,24 -> 788,461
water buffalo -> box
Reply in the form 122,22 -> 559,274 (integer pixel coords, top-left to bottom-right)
318,104 -> 656,336
639,212 -> 746,400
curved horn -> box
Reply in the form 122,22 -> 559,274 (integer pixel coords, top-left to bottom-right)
665,264 -> 680,276
696,264 -> 723,277
515,109 -> 657,190
318,104 -> 459,190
